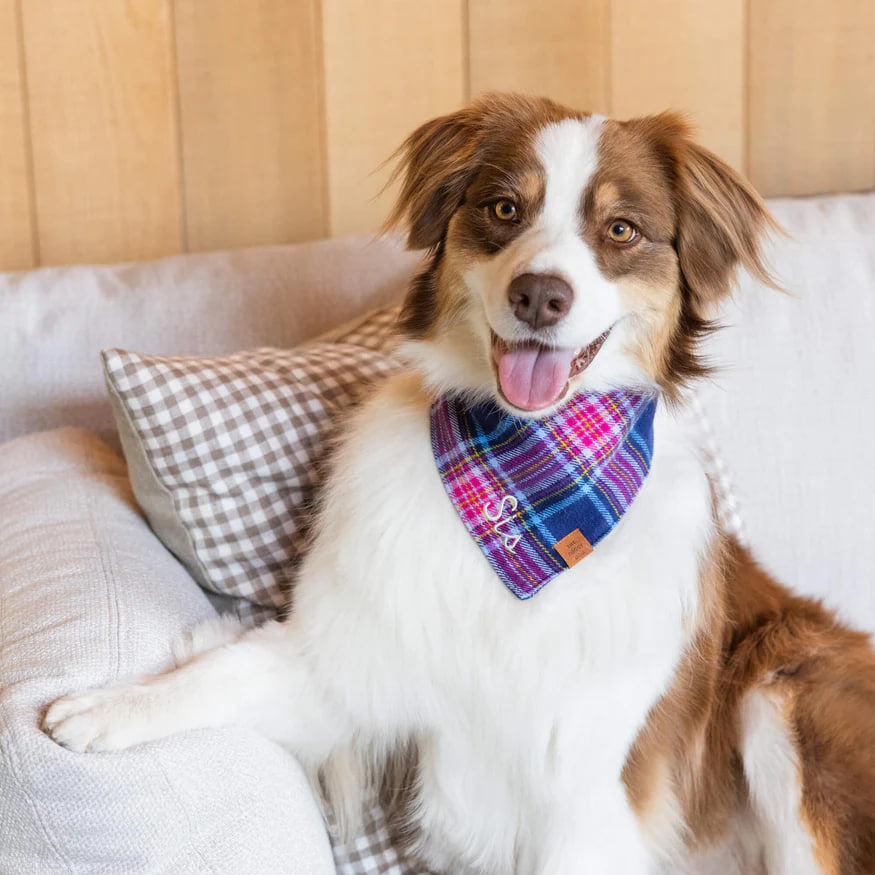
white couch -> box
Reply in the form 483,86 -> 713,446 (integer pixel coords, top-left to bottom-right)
1,195 -> 873,873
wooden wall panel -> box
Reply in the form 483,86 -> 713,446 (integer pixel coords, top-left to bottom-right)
610,0 -> 745,171
0,0 -> 35,270
749,0 -> 875,196
0,0 -> 872,271
174,0 -> 326,252
20,0 -> 182,265
468,0 -> 610,114
320,0 -> 466,237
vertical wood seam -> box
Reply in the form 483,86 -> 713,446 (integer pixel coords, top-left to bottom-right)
314,0 -> 331,238
14,0 -> 39,266
605,0 -> 613,116
742,0 -> 751,178
167,0 -> 189,252
462,0 -> 471,102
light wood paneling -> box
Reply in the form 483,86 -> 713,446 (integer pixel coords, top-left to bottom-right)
749,0 -> 875,195
468,0 -> 610,114
611,0 -> 745,171
21,0 -> 182,265
0,0 -> 35,270
0,0 -> 872,270
174,0 -> 326,251
320,0 -> 466,237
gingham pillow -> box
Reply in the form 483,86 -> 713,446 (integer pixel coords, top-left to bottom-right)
103,307 -> 403,620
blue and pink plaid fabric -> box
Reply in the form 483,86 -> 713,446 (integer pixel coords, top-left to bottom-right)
431,390 -> 657,599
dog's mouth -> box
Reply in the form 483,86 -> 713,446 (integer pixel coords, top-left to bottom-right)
491,329 -> 610,412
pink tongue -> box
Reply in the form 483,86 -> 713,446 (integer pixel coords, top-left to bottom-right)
498,346 -> 577,411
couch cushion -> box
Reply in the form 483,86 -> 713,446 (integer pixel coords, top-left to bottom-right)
0,235 -> 421,449
0,428 -> 333,873
699,192 -> 875,632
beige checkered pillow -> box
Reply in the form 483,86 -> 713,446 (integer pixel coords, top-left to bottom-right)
103,308 -> 402,619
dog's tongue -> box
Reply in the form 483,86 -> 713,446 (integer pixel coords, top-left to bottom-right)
498,345 -> 577,411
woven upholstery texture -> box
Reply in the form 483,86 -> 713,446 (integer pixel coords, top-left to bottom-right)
0,428 -> 334,874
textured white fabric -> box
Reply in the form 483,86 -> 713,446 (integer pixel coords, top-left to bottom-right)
0,428 -> 334,874
0,236 -> 421,448
699,192 -> 875,633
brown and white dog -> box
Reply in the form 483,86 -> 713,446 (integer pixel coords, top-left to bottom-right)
44,94 -> 875,873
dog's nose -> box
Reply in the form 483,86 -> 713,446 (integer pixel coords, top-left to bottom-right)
507,273 -> 573,330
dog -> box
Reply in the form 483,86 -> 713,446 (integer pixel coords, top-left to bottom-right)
44,94 -> 875,873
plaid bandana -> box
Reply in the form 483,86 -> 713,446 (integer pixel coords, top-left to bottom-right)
431,390 -> 657,599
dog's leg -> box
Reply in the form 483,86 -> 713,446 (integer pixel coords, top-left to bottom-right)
43,619 -> 348,761
740,688 -> 823,875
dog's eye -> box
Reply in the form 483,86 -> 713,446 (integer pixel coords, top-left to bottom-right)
607,220 -> 637,244
492,200 -> 518,222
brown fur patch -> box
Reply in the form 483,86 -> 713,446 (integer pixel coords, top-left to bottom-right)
400,243 -> 445,337
612,113 -> 780,304
624,537 -> 875,871
454,163 -> 546,256
589,115 -> 778,397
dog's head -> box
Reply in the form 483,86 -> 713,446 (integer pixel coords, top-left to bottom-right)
387,93 -> 777,414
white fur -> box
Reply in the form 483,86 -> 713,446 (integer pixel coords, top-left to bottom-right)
45,118 -> 725,872
741,689 -> 821,875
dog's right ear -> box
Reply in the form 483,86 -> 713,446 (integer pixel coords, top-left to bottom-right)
385,106 -> 483,250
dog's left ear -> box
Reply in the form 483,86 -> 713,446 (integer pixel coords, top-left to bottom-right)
640,113 -> 780,313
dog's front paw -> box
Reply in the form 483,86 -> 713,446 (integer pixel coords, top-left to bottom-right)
42,686 -> 151,753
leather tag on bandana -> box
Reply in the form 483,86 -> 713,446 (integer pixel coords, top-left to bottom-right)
555,529 -> 593,567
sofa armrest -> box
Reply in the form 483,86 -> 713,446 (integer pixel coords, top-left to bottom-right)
0,428 -> 333,873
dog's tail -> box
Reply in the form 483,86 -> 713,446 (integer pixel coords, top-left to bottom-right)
320,737 -> 421,849
320,744 -> 370,842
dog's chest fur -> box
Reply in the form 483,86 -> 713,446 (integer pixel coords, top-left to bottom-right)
295,372 -> 713,866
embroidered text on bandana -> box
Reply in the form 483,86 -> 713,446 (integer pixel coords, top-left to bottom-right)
431,390 -> 657,599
